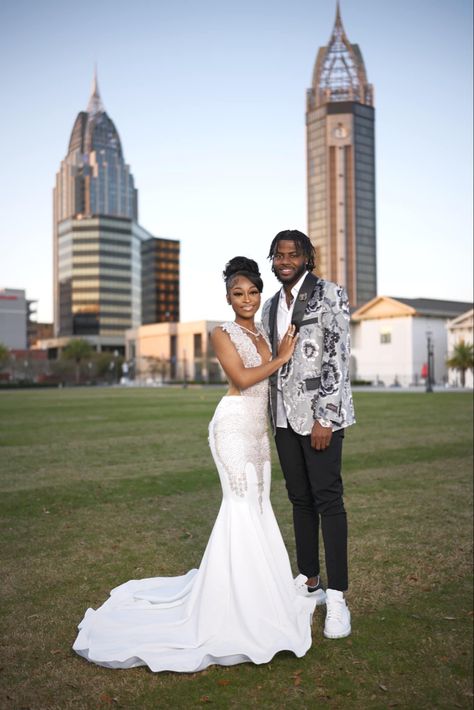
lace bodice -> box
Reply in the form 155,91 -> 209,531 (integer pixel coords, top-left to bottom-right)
213,322 -> 271,513
220,322 -> 270,401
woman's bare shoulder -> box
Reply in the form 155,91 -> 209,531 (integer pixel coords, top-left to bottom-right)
211,323 -> 233,345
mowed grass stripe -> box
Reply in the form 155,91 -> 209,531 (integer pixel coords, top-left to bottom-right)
0,387 -> 219,430
1,442 -> 472,519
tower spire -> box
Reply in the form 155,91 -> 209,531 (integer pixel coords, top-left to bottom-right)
331,1 -> 348,45
87,65 -> 104,115
311,0 -> 372,107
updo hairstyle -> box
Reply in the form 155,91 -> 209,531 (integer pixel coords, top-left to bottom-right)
223,256 -> 263,293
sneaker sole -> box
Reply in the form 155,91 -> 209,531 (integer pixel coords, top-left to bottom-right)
323,626 -> 351,639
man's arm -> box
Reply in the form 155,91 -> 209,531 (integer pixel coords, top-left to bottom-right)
310,283 -> 351,448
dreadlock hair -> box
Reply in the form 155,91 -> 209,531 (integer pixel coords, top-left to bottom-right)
222,256 -> 263,293
267,229 -> 315,272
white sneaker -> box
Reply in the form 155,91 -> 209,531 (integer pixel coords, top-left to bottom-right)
323,589 -> 351,638
294,574 -> 327,605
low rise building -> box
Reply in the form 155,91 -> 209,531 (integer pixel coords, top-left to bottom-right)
350,296 -> 472,387
446,308 -> 473,388
28,321 -> 54,348
0,288 -> 27,349
125,320 -> 224,383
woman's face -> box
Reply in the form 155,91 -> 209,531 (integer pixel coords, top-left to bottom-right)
227,275 -> 261,320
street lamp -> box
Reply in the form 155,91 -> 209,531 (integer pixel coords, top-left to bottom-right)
425,331 -> 433,393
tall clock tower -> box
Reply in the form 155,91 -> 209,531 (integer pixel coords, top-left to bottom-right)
306,3 -> 376,307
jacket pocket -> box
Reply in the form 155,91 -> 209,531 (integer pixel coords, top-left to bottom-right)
305,377 -> 321,391
300,316 -> 320,326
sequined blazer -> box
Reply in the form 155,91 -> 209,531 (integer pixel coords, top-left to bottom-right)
261,273 -> 355,436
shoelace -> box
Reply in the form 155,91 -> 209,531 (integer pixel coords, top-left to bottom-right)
326,599 -> 346,620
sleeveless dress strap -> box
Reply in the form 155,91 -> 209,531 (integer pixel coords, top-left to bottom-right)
220,322 -> 262,368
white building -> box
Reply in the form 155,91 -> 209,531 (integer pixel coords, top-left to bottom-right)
350,296 -> 472,387
125,320 -> 224,383
446,309 -> 473,388
0,288 -> 27,349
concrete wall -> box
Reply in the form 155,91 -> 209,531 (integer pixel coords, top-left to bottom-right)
0,289 -> 27,349
351,315 -> 450,386
351,316 -> 413,386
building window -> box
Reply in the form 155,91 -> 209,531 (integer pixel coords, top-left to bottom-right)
170,334 -> 177,379
380,331 -> 391,344
194,333 -> 202,358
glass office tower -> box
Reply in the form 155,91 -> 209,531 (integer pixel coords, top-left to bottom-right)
56,216 -> 146,338
53,73 -> 179,343
306,4 -> 376,307
141,238 -> 180,324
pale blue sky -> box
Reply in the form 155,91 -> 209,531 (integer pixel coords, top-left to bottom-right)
0,0 -> 472,322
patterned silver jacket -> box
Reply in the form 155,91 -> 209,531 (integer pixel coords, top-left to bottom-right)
261,273 -> 355,436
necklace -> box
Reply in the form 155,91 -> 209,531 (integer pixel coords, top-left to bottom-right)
236,322 -> 261,339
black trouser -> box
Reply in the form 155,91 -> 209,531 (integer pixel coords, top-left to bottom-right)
275,424 -> 348,591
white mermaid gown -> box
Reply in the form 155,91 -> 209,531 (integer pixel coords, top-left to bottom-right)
73,322 -> 316,672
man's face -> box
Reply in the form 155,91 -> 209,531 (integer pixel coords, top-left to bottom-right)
272,240 -> 308,287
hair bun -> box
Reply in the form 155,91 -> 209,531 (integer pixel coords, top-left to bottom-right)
223,256 -> 260,281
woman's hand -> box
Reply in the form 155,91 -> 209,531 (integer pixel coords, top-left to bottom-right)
277,324 -> 298,363
211,322 -> 297,392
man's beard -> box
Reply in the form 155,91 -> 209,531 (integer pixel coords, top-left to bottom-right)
273,261 -> 308,285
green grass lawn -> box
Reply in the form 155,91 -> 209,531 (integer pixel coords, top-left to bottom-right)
1,388 -> 472,709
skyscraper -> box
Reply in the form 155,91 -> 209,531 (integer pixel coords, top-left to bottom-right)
306,4 -> 376,307
141,238 -> 180,325
53,72 -> 179,347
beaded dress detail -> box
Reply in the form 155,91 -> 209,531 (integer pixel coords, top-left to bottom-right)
73,321 -> 316,674
213,322 -> 270,511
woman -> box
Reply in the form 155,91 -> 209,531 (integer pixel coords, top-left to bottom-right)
73,257 -> 316,672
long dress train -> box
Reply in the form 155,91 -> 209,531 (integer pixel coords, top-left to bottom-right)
72,322 -> 316,672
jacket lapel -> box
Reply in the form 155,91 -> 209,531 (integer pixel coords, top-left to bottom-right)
269,292 -> 280,357
291,272 -> 319,331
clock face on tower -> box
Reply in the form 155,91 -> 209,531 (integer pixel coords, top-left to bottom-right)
333,124 -> 348,139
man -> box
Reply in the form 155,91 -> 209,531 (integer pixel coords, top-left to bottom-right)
261,229 -> 355,639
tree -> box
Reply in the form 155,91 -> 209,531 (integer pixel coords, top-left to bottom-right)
62,339 -> 93,385
93,352 -> 124,383
0,342 -> 9,370
446,340 -> 474,388
144,356 -> 168,383
95,352 -> 115,380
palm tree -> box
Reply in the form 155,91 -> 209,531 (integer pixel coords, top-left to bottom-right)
62,339 -> 93,385
446,340 -> 474,387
